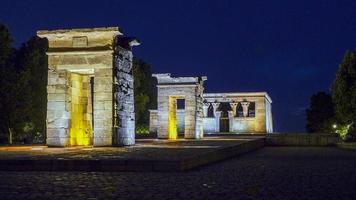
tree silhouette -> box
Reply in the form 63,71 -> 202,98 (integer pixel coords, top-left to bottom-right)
306,92 -> 334,133
331,50 -> 356,137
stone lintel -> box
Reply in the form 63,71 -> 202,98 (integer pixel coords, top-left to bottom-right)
46,50 -> 114,56
37,27 -> 122,36
153,73 -> 207,85
37,27 -> 121,49
56,65 -> 112,72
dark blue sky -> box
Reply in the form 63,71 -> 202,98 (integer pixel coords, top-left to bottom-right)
1,0 -> 356,132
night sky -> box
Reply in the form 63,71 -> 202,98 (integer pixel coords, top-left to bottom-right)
1,0 -> 356,132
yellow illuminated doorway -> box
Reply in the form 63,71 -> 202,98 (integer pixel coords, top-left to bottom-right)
69,73 -> 93,146
168,97 -> 177,140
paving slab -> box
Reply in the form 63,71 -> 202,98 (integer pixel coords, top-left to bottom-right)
1,147 -> 356,200
0,136 -> 264,171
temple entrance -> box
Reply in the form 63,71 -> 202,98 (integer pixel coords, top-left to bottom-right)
219,113 -> 230,132
219,103 -> 231,132
168,96 -> 178,140
69,72 -> 93,146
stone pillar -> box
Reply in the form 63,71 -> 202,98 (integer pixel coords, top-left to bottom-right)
229,102 -> 238,117
212,102 -> 220,118
203,102 -> 210,117
185,96 -> 197,139
241,101 -> 250,117
46,69 -> 71,146
215,111 -> 221,132
228,111 -> 234,132
114,38 -> 140,146
194,82 -> 205,139
93,68 -> 113,146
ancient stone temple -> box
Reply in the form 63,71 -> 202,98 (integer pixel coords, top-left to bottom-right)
149,74 -> 273,136
151,74 -> 207,139
38,27 -> 139,147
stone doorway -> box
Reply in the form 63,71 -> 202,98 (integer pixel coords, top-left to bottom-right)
168,96 -> 178,140
69,72 -> 93,146
219,103 -> 231,132
219,112 -> 229,132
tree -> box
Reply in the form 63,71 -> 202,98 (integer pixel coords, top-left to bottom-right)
0,24 -> 17,143
15,36 -> 48,142
0,24 -> 47,144
331,50 -> 356,138
133,59 -> 157,132
306,92 -> 335,133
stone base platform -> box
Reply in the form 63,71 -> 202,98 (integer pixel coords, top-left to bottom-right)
0,136 -> 264,172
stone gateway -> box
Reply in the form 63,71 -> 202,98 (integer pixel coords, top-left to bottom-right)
38,27 -> 139,147
151,73 -> 207,139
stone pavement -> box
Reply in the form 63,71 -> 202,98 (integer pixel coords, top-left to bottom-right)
0,147 -> 356,200
0,136 -> 264,171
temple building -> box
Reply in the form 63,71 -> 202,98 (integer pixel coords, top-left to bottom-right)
38,27 -> 139,147
149,74 -> 273,138
39,26 -> 273,147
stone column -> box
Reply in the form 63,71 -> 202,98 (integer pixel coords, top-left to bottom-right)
212,102 -> 220,118
203,102 -> 210,117
215,111 -> 221,132
228,111 -> 234,132
114,38 -> 139,146
229,102 -> 238,117
241,101 -> 250,117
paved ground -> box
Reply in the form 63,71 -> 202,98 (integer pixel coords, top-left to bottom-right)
0,137 -> 257,160
1,147 -> 356,200
0,137 -> 264,171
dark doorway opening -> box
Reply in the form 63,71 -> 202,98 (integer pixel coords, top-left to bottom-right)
219,103 -> 231,132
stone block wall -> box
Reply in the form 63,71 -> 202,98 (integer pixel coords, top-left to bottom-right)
114,44 -> 136,146
149,110 -> 158,133
230,118 -> 256,133
265,99 -> 273,133
46,69 -> 71,146
194,83 -> 205,139
93,68 -> 113,146
254,97 -> 266,133
266,134 -> 341,146
203,118 -> 216,133
149,109 -> 185,134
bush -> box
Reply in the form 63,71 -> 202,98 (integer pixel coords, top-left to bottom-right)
136,124 -> 149,135
335,123 -> 354,141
